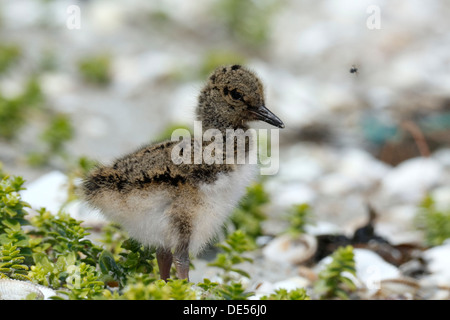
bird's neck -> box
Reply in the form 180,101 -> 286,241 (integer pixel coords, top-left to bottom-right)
199,117 -> 249,133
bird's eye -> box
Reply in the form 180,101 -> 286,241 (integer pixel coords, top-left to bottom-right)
230,89 -> 244,101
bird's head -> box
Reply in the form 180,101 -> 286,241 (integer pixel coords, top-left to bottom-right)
197,65 -> 284,130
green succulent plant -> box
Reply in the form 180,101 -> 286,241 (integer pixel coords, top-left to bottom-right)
314,245 -> 357,300
415,195 -> 450,246
0,163 -> 314,300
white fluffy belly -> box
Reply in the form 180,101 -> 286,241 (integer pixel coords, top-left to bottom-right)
91,164 -> 257,254
95,188 -> 179,249
190,164 -> 258,253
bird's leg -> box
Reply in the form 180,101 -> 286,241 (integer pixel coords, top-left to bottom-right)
156,247 -> 173,281
173,241 -> 190,281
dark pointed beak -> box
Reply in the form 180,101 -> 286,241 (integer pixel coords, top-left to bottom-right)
250,105 -> 285,128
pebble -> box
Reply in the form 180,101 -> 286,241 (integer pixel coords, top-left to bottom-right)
273,276 -> 310,291
19,171 -> 106,225
374,205 -> 424,245
111,52 -> 177,97
2,0 -> 42,29
430,186 -> 450,212
40,72 -> 77,100
379,157 -> 444,204
20,171 -> 69,214
81,116 -> 110,138
433,148 -> 450,168
420,241 -> 450,287
266,182 -> 317,209
336,149 -> 390,187
88,1 -> 126,34
262,234 -> 317,265
276,146 -> 326,183
64,199 -> 106,225
304,221 -> 343,236
353,249 -> 401,294
251,276 -> 311,299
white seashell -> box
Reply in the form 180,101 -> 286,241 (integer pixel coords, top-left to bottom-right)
262,234 -> 317,265
0,279 -> 44,300
418,285 -> 450,300
374,278 -> 420,299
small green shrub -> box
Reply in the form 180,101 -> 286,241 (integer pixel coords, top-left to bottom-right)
314,245 -> 357,300
98,238 -> 156,288
415,195 -> 450,246
29,252 -> 75,289
0,243 -> 31,281
30,209 -> 102,264
77,54 -> 112,86
212,0 -> 280,47
42,114 -> 74,154
0,170 -> 106,299
0,218 -> 30,256
0,174 -> 29,237
0,77 -> 44,140
230,182 -> 269,239
97,223 -> 128,256
285,203 -> 314,236
0,163 -> 4,179
208,229 -> 255,281
62,262 -> 104,300
27,113 -> 74,167
215,281 -> 253,300
261,288 -> 310,300
0,44 -> 21,74
122,278 -> 196,300
0,164 -> 312,300
201,230 -> 256,300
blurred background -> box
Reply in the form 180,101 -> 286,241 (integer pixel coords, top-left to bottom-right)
1,0 -> 450,297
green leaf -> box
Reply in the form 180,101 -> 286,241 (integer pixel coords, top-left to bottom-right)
230,268 -> 250,278
3,207 -> 17,218
2,219 -> 21,231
